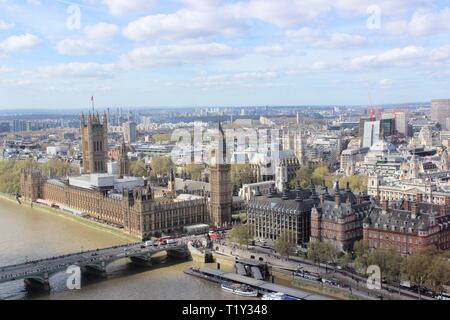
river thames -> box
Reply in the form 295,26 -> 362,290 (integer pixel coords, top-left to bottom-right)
0,197 -> 247,300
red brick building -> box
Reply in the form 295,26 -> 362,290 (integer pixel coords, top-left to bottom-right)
310,181 -> 372,252
363,195 -> 450,255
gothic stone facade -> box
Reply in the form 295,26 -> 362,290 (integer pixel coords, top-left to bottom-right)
80,113 -> 108,173
21,170 -> 209,240
209,123 -> 232,228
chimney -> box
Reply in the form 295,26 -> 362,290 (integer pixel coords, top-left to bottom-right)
416,193 -> 423,203
356,193 -> 363,205
403,200 -> 410,211
334,181 -> 341,206
320,193 -> 325,206
411,201 -> 419,219
345,181 -> 351,192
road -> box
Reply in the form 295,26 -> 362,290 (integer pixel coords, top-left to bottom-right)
215,243 -> 435,300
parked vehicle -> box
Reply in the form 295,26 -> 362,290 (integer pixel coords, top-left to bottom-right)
157,236 -> 173,245
435,293 -> 450,300
293,271 -> 322,282
144,240 -> 156,247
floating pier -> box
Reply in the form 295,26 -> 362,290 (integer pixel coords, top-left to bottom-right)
184,267 -> 335,300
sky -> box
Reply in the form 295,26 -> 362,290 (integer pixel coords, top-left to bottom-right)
0,0 -> 450,109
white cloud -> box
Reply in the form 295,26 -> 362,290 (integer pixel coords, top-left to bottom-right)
37,62 -> 116,78
0,33 -> 41,55
287,27 -> 366,48
430,45 -> 450,61
123,6 -> 247,41
103,0 -> 156,16
0,66 -> 14,73
56,39 -> 108,56
350,46 -> 427,68
120,42 -> 237,68
253,45 -> 287,57
231,0 -> 422,28
379,79 -> 395,87
384,8 -> 450,37
0,19 -> 15,30
285,61 -> 329,75
84,22 -> 119,40
0,79 -> 33,87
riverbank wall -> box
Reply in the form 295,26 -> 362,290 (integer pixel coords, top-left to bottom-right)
0,193 -> 140,243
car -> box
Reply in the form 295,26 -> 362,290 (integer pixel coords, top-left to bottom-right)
435,293 -> 450,300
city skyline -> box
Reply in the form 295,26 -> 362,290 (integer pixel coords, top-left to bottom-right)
1,0 -> 450,109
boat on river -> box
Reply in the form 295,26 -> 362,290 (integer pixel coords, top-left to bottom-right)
261,292 -> 300,300
221,282 -> 258,297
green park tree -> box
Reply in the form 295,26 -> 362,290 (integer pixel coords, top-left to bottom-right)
275,230 -> 297,258
229,224 -> 251,248
150,156 -> 173,177
129,160 -> 148,177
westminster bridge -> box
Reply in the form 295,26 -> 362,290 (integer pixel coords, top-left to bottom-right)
0,241 -> 190,290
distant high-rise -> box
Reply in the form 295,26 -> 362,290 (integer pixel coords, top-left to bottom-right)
296,112 -> 304,126
80,113 -> 108,173
380,118 -> 395,137
359,117 -> 371,147
431,99 -> 450,130
395,111 -> 409,136
209,123 -> 232,228
123,121 -> 137,143
362,120 -> 381,148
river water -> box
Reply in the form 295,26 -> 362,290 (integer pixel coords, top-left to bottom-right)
0,198 -> 246,300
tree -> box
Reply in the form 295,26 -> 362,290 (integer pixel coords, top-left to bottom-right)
41,159 -> 76,177
367,247 -> 402,283
426,254 -> 450,294
152,133 -> 172,144
150,156 -> 173,177
0,159 -> 75,194
275,230 -> 297,258
339,175 -> 368,193
185,163 -> 203,181
307,240 -> 322,264
293,166 -> 312,188
129,160 -> 148,177
229,224 -> 251,248
307,240 -> 338,272
321,242 -> 339,266
311,165 -> 330,185
230,164 -> 254,189
339,252 -> 352,270
353,240 -> 370,272
401,248 -> 435,299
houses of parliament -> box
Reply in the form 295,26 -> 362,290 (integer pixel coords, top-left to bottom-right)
20,113 -> 232,239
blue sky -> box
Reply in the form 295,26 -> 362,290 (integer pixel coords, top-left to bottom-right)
0,0 -> 450,109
